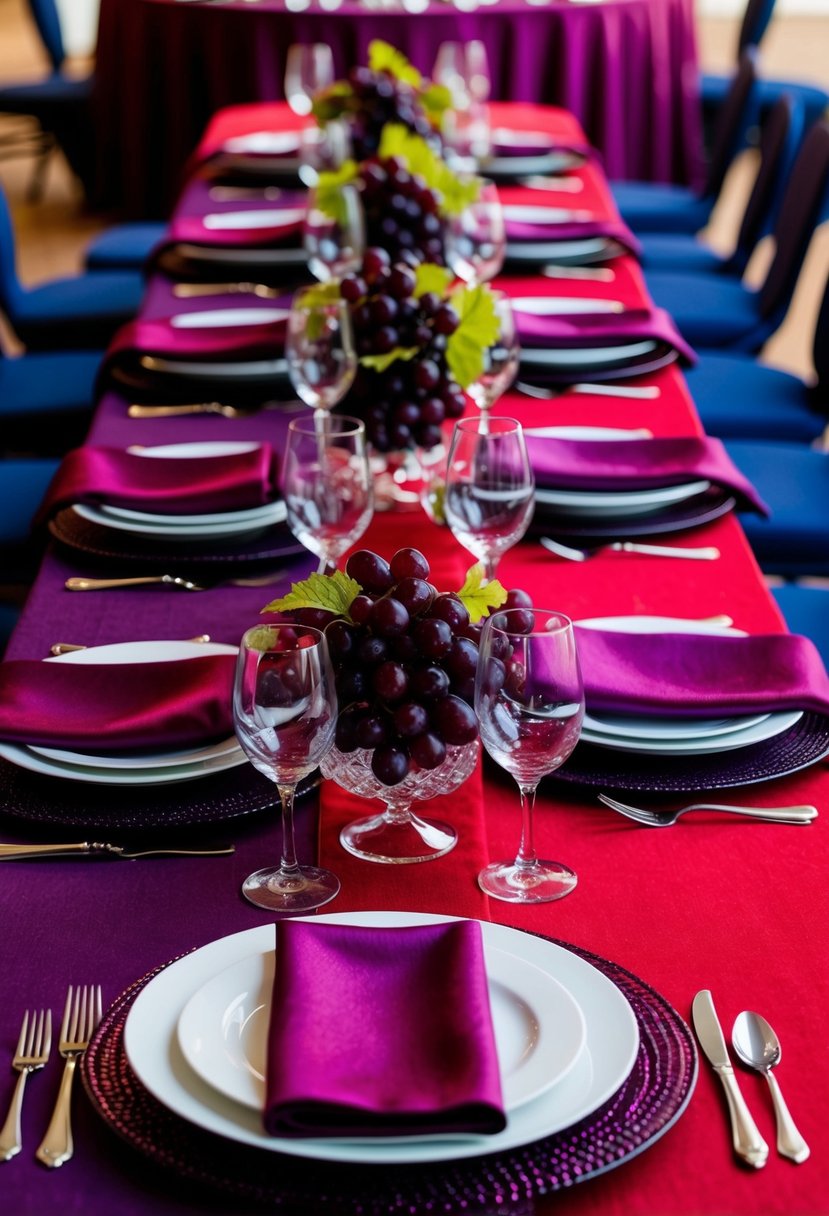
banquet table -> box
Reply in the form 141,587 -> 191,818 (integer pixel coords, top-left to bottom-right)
93,0 -> 703,216
2,103 -> 828,1216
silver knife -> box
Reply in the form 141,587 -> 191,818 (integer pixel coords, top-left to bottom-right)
692,990 -> 769,1168
0,842 -> 235,860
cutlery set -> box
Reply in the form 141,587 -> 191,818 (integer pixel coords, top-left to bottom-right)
1,986 -> 101,1167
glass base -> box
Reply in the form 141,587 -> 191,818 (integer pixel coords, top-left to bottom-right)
339,811 -> 458,864
478,859 -> 577,904
242,865 -> 340,912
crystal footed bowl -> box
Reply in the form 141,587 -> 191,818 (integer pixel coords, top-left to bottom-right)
321,739 -> 479,864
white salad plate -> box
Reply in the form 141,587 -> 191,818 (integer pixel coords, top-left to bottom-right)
170,308 -> 290,329
580,711 -> 803,755
124,912 -> 640,1167
524,426 -> 652,440
534,478 -> 710,516
202,208 -> 306,232
503,205 -> 592,225
177,944 -> 587,1116
510,296 -> 624,315
141,352 -> 290,379
519,338 -> 657,366
505,236 -> 611,262
220,132 -> 302,156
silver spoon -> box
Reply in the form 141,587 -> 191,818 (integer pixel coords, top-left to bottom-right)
732,1012 -> 810,1163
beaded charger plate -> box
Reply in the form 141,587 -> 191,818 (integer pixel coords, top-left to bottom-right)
81,934 -> 696,1214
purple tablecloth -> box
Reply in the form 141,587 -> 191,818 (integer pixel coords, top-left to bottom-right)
93,0 -> 703,215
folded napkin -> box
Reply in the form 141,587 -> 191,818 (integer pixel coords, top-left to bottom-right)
574,628 -> 829,719
516,305 -> 696,365
265,920 -> 506,1139
525,434 -> 768,513
0,654 -> 236,752
102,315 -> 289,375
36,443 -> 279,523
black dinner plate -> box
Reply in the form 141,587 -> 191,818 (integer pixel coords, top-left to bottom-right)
505,236 -> 628,267
518,340 -> 680,383
527,485 -> 737,539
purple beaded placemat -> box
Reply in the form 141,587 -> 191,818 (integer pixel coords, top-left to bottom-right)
80,935 -> 696,1215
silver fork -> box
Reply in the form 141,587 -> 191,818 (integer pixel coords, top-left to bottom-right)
597,793 -> 818,827
36,985 -> 102,1168
0,1010 -> 52,1161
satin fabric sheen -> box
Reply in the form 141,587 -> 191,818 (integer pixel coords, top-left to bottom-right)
103,315 -> 290,371
264,920 -> 506,1138
36,444 -> 280,520
0,654 -> 236,751
514,306 -> 696,366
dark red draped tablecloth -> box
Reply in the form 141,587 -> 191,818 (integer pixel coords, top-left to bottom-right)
93,0 -> 703,215
2,104 -> 827,1216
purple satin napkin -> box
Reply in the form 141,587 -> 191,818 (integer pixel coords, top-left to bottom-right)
525,435 -> 767,513
264,920 -> 506,1139
516,305 -> 695,364
157,209 -> 305,252
0,655 -> 236,751
573,628 -> 829,719
36,444 -> 279,522
103,315 -> 289,371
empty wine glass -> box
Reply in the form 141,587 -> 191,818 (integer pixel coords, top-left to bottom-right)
233,624 -> 340,911
282,414 -> 373,573
434,42 -> 491,168
475,609 -> 584,903
285,44 -> 334,117
298,117 -> 351,187
286,294 -> 357,422
444,416 -> 535,583
445,177 -> 505,285
304,182 -> 364,281
468,292 -> 519,418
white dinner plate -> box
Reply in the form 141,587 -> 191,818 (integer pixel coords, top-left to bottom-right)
31,734 -> 241,771
177,945 -> 586,1117
505,237 -> 614,264
73,500 -> 287,540
582,709 -> 772,742
520,339 -> 658,367
221,132 -> 302,156
124,913 -> 640,1166
510,296 -> 624,316
503,205 -> 592,225
173,243 -> 308,268
580,710 -> 804,754
141,352 -> 290,379
492,128 -> 557,151
575,615 -> 744,637
202,208 -> 306,232
486,153 -> 586,176
170,308 -> 291,330
524,426 -> 652,440
534,479 -> 710,517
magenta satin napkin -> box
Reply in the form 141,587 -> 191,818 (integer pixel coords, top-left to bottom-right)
505,216 -> 641,257
264,920 -> 507,1139
515,305 -> 695,364
103,314 -> 289,369
0,655 -> 236,751
159,211 -> 304,251
525,434 -> 768,514
574,628 -> 829,719
36,444 -> 279,521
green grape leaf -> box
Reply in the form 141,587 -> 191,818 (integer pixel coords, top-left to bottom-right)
368,40 -> 422,89
445,284 -> 501,387
314,160 -> 360,223
456,564 -> 508,623
376,124 -> 475,218
414,263 -> 453,299
311,81 -> 354,125
436,169 -> 481,218
296,281 -> 343,309
360,345 -> 419,374
262,570 -> 362,617
244,625 -> 282,652
420,82 -> 453,117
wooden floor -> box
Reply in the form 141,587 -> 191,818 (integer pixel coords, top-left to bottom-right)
0,0 -> 827,376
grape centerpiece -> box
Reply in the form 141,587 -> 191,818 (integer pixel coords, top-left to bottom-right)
263,547 -> 533,863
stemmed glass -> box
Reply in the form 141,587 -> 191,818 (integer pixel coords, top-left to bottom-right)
433,42 -> 491,167
285,294 -> 357,422
282,414 -> 373,573
284,44 -> 334,117
474,609 -> 584,903
445,178 -> 504,284
444,416 -> 535,583
303,183 -> 365,281
468,292 -> 519,419
233,624 -> 340,912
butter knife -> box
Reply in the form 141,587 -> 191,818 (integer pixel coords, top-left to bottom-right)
692,989 -> 769,1168
0,842 -> 235,860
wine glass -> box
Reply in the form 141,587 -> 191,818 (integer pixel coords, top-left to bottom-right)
233,624 -> 340,911
298,117 -> 351,187
445,177 -> 504,284
303,182 -> 364,281
434,42 -> 491,168
284,44 -> 334,117
285,294 -> 357,422
475,608 -> 584,903
468,291 -> 519,418
444,416 -> 535,583
282,414 -> 373,573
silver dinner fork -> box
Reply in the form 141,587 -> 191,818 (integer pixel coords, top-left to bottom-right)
597,793 -> 818,827
0,1010 -> 52,1161
36,985 -> 102,1168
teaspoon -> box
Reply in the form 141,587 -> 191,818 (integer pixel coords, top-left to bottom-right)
732,1011 -> 810,1163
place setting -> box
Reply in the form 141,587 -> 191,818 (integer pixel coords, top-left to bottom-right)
497,181 -> 640,269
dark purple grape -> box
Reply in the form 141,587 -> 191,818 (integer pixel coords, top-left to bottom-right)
409,731 -> 447,770
371,744 -> 410,786
335,707 -> 361,753
388,265 -> 417,299
325,620 -> 357,660
345,550 -> 395,594
429,594 -> 470,633
337,668 -> 368,703
389,633 -> 418,663
478,656 -> 506,696
363,247 -> 391,282
431,695 -> 478,745
369,596 -> 410,637
393,576 -> 433,617
357,635 -> 388,666
349,593 -> 375,625
355,713 -> 390,749
432,304 -> 460,335
390,547 -> 430,580
412,617 -> 453,660
505,589 -> 533,610
291,607 -> 336,629
444,636 -> 479,681
393,701 -> 430,738
462,621 -> 484,645
340,274 -> 367,303
373,661 -> 409,702
414,359 -> 440,391
409,665 -> 450,701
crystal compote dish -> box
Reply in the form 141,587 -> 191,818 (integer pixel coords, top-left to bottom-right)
321,738 -> 479,864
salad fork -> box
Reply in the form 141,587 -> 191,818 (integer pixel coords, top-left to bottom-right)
0,1010 -> 52,1161
597,794 -> 818,827
36,985 -> 102,1168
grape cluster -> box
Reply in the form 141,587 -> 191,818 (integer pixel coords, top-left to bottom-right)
358,154 -> 445,266
346,67 -> 436,161
290,547 -> 532,786
339,248 -> 466,452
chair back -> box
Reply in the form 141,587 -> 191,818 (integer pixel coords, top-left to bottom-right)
731,94 -> 804,272
759,120 -> 829,322
737,0 -> 777,56
705,48 -> 758,200
27,0 -> 66,73
811,270 -> 829,409
0,189 -> 25,318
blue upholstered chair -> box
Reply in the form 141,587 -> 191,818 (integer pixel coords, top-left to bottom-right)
0,456 -> 58,581
0,185 -> 144,350
84,222 -> 167,272
771,584 -> 829,666
685,266 -> 829,442
0,347 -> 101,451
640,95 -> 803,275
643,120 -> 829,352
610,50 -> 758,235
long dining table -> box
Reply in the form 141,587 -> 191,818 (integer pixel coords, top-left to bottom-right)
2,102 -> 827,1216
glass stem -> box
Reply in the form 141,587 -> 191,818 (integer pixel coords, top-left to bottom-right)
277,783 -> 302,876
515,783 -> 540,870
482,554 -> 498,583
